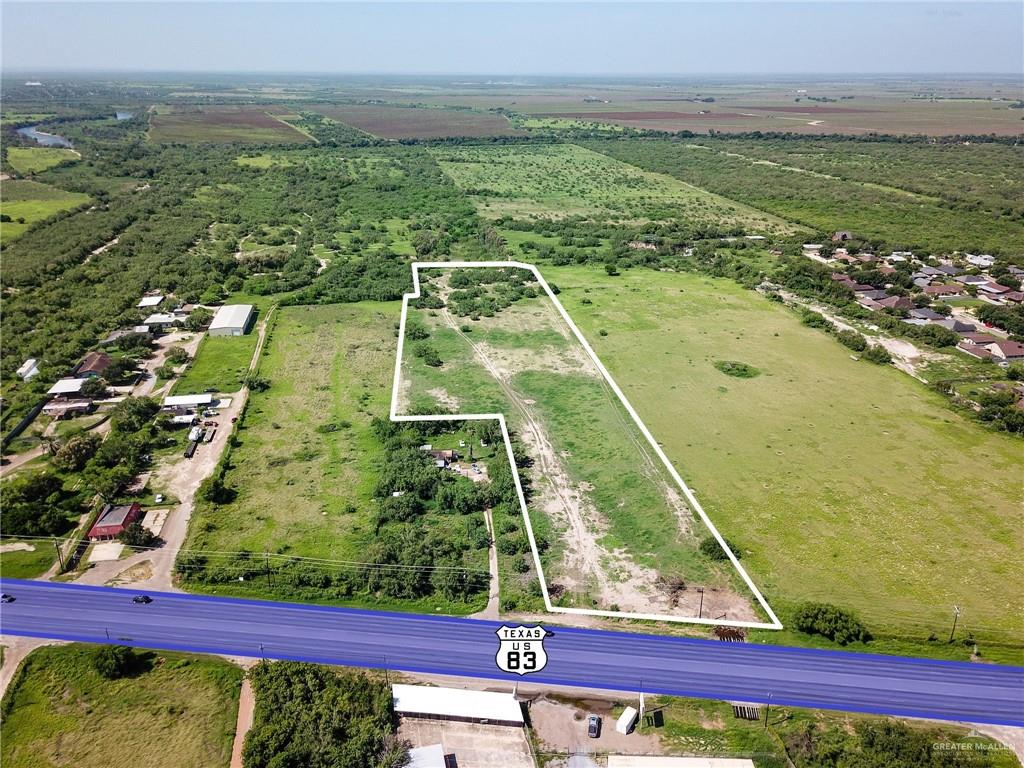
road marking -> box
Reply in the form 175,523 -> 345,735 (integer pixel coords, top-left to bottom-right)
391,261 -> 783,630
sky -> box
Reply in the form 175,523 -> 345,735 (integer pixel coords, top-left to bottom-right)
2,2 -> 1022,76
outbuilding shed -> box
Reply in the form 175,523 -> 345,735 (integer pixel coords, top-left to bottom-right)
209,304 -> 255,336
47,378 -> 86,397
392,684 -> 524,727
163,393 -> 214,409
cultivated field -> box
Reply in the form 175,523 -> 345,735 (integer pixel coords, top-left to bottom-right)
0,179 -> 90,242
546,265 -> 1024,649
148,107 -> 312,144
399,267 -> 765,622
431,143 -> 800,233
312,104 -> 523,139
588,138 -> 1024,253
411,79 -> 1024,136
1,644 -> 242,768
5,146 -> 79,174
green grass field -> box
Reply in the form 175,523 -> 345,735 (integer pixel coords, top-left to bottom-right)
172,330 -> 260,394
1,179 -> 90,242
182,302 -> 489,614
0,542 -> 56,578
6,147 -> 79,174
545,265 -> 1023,650
403,278 -> 763,620
1,644 -> 242,768
430,143 -> 801,234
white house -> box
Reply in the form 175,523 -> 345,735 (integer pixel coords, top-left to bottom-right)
47,378 -> 86,396
16,358 -> 40,381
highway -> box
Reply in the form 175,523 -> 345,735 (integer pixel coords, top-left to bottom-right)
1,578 -> 1021,726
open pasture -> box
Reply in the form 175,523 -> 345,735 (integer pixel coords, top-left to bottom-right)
430,143 -> 799,234
546,265 -> 1024,648
313,104 -> 523,139
5,147 -> 79,174
401,268 -> 765,622
181,302 -> 490,614
148,106 -> 312,144
0,179 -> 90,242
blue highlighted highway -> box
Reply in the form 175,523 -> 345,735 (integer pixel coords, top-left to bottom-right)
1,578 -> 1021,726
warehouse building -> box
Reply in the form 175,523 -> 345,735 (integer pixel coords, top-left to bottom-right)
392,684 -> 524,727
209,304 -> 255,337
162,393 -> 214,410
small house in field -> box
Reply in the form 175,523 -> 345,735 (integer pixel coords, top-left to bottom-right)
209,304 -> 255,337
42,399 -> 94,419
88,502 -> 143,541
832,231 -> 852,243
16,358 -> 40,381
73,351 -> 112,378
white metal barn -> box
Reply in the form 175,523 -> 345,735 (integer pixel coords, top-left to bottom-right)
392,684 -> 524,727
208,304 -> 254,336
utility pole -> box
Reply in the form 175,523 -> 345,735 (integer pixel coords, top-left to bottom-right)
697,587 -> 705,619
949,605 -> 961,643
763,693 -> 772,730
384,655 -> 390,686
264,551 -> 272,588
259,642 -> 265,660
53,537 -> 65,571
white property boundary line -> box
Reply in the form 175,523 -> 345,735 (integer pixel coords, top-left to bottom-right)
391,261 -> 783,630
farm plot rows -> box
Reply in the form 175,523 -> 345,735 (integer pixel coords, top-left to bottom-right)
430,143 -> 801,235
148,107 -> 312,144
312,104 -> 524,139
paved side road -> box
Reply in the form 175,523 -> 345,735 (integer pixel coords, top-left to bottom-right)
2,578 -> 1021,727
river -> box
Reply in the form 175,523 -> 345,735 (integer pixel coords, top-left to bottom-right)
15,125 -> 72,148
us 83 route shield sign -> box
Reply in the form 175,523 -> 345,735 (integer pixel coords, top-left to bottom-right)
495,624 -> 549,675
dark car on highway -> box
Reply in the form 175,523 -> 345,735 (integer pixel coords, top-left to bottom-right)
1,593 -> 15,603
132,595 -> 153,604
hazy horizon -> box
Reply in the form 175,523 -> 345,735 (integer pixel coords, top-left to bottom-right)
3,2 -> 1022,77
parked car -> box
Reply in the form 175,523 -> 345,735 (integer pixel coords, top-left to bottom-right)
132,595 -> 153,604
1,593 -> 15,603
154,494 -> 165,504
587,714 -> 601,738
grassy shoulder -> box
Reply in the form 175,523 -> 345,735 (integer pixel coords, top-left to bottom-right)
0,644 -> 242,768
544,264 -> 1023,658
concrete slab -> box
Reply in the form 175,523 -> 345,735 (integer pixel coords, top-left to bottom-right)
89,542 -> 125,562
142,508 -> 169,537
398,718 -> 533,768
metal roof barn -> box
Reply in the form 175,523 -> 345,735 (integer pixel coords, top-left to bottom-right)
392,684 -> 524,727
163,393 -> 214,408
47,378 -> 86,396
209,304 -> 254,336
